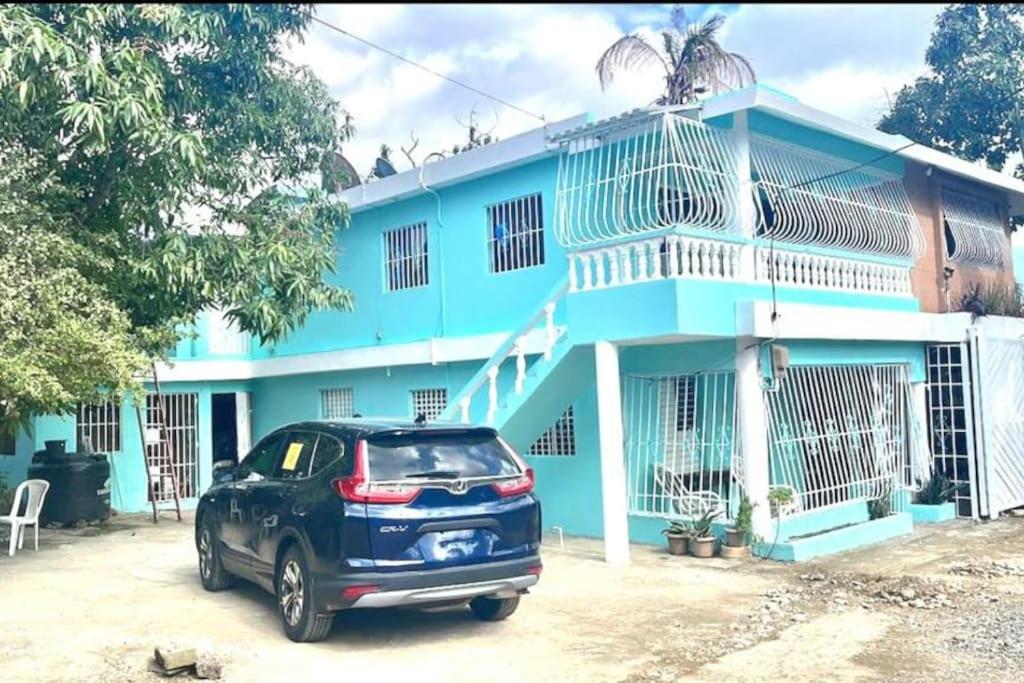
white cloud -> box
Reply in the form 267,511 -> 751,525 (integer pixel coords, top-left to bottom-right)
287,3 -> 944,174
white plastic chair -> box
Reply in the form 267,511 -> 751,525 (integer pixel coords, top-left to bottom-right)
0,479 -> 50,557
654,464 -> 724,517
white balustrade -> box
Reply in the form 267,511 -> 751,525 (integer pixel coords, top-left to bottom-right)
567,236 -> 747,292
486,366 -> 499,425
753,246 -> 912,297
514,337 -> 527,394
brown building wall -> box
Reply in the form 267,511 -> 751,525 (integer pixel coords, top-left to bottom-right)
904,162 -> 1016,313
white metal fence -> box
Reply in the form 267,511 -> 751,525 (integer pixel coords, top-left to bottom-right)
765,364 -> 912,515
623,371 -> 740,520
925,344 -> 978,517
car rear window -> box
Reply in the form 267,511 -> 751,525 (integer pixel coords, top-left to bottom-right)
365,431 -> 521,480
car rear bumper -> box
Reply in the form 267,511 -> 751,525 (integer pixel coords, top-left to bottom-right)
314,555 -> 541,612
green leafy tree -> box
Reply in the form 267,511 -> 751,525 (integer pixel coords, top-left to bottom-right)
879,4 -> 1024,176
0,4 -> 354,434
596,5 -> 755,105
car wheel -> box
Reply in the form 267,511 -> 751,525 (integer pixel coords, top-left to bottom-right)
197,519 -> 234,591
469,595 -> 520,621
277,546 -> 334,643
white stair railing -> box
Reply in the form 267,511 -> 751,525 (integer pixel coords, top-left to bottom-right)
445,280 -> 569,426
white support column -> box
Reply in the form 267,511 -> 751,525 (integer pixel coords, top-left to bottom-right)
733,110 -> 757,281
735,339 -> 772,540
594,340 -> 630,566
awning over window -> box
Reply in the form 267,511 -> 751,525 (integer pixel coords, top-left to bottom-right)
751,135 -> 925,260
940,189 -> 1005,268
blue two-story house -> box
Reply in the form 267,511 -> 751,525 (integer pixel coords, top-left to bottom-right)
5,85 -> 1024,562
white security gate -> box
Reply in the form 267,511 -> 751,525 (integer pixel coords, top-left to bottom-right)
622,371 -> 740,520
971,326 -> 1024,516
764,364 -> 913,516
146,392 -> 199,501
925,344 -> 980,518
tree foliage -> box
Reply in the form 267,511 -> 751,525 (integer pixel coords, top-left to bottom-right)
879,4 -> 1024,176
596,5 -> 755,106
0,4 -> 354,432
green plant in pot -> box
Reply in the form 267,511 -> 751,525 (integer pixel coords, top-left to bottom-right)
662,519 -> 692,556
768,486 -> 795,518
689,508 -> 720,558
917,473 -> 958,505
725,496 -> 755,548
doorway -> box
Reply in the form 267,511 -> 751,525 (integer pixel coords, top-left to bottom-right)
212,393 -> 238,469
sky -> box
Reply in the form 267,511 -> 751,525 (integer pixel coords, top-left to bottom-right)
283,3 -> 944,174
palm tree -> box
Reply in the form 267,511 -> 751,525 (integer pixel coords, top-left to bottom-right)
596,6 -> 755,106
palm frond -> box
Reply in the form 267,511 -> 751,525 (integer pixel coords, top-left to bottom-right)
595,34 -> 669,90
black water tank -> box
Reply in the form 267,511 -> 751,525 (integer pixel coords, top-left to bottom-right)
28,454 -> 111,526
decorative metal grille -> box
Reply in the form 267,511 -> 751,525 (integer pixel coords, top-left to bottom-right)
321,388 -> 355,420
146,392 -> 199,500
76,400 -> 122,454
487,193 -> 545,272
529,406 -> 576,456
765,364 -> 911,515
926,344 -> 977,517
973,334 -> 1024,514
411,388 -> 448,421
552,110 -> 742,247
384,222 -> 429,291
751,134 -> 924,260
940,189 -> 1005,268
623,371 -> 739,520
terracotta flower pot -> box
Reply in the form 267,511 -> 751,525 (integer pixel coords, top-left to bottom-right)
666,534 -> 689,556
690,536 -> 716,558
725,528 -> 747,548
719,544 -> 750,560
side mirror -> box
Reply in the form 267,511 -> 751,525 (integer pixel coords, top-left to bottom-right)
212,460 -> 236,484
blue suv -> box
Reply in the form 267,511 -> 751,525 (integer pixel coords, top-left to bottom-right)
195,419 -> 542,642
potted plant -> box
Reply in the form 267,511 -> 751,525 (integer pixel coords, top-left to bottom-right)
910,474 -> 958,523
722,496 -> 754,559
661,519 -> 691,556
689,509 -> 720,558
768,486 -> 795,517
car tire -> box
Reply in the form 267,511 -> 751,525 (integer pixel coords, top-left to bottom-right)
277,546 -> 334,643
469,595 -> 520,621
197,519 -> 234,592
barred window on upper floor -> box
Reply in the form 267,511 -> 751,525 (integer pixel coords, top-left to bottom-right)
487,193 -> 545,273
940,188 -> 1006,269
384,222 -> 429,291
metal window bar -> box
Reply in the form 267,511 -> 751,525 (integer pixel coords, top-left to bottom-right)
321,388 -> 355,420
623,371 -> 739,520
751,134 -> 925,260
528,406 -> 576,456
487,193 -> 545,272
765,364 -> 911,516
412,388 -> 448,421
553,110 -> 742,247
76,400 -> 122,454
925,344 -> 977,517
145,392 -> 199,501
384,222 -> 429,291
940,189 -> 1005,268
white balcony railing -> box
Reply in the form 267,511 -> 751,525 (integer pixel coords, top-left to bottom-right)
753,246 -> 913,297
568,235 -> 744,292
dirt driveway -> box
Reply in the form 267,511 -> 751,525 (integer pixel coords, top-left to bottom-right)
2,513 -> 1024,682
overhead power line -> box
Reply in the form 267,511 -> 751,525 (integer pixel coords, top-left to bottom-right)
306,12 -> 548,124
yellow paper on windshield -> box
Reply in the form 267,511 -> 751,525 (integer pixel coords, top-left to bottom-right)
282,442 -> 304,471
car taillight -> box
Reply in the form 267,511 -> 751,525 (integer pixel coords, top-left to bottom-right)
527,565 -> 543,577
332,439 -> 422,504
340,584 -> 380,601
492,467 -> 534,498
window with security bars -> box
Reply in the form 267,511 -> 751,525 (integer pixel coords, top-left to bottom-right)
659,376 -> 696,436
384,222 -> 429,291
321,388 -> 355,420
411,388 -> 447,421
77,401 -> 122,454
529,407 -> 576,456
487,193 -> 545,273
